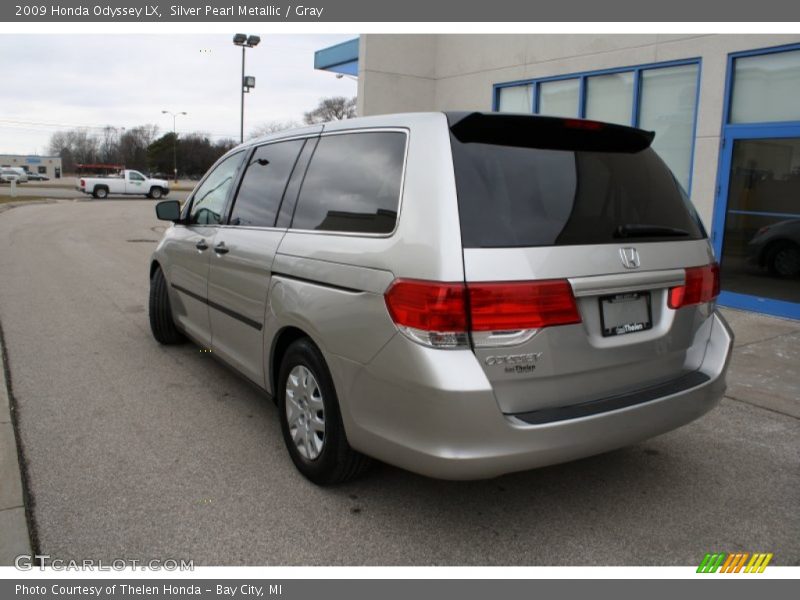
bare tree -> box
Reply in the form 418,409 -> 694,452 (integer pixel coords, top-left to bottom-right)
248,120 -> 302,139
49,128 -> 100,172
49,124 -> 160,172
117,125 -> 159,170
303,96 -> 357,125
99,126 -> 124,164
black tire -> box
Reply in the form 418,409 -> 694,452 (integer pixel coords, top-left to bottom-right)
148,266 -> 185,345
149,187 -> 163,200
94,186 -> 108,199
277,338 -> 372,485
766,241 -> 800,277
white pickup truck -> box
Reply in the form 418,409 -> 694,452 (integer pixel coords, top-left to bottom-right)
78,170 -> 170,199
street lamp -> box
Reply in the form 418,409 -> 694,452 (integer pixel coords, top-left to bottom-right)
233,33 -> 260,143
161,110 -> 187,183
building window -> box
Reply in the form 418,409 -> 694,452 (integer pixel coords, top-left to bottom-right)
496,84 -> 532,113
38,166 -> 47,174
639,64 -> 699,193
539,79 -> 580,118
493,59 -> 701,191
585,72 -> 634,125
730,47 -> 800,124
711,43 -> 800,320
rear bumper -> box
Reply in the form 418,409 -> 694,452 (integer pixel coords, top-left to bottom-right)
340,310 -> 733,480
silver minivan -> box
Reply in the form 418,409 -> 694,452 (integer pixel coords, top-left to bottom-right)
149,112 -> 733,484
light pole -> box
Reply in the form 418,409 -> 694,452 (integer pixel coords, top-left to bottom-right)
233,33 -> 260,143
161,110 -> 187,183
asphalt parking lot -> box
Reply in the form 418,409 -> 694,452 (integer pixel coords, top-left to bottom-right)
0,200 -> 798,566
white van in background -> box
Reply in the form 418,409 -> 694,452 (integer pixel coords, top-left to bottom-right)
1,167 -> 28,183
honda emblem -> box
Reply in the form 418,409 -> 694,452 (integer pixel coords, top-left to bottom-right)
619,247 -> 640,269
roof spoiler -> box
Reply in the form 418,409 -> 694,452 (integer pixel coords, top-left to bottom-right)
446,112 -> 655,153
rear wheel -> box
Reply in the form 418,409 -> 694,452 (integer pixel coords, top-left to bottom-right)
766,241 -> 800,277
149,266 -> 185,344
93,186 -> 108,199
277,338 -> 371,485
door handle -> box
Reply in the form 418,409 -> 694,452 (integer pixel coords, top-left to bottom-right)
195,240 -> 208,251
214,242 -> 229,255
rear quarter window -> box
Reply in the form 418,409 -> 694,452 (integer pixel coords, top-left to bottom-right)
291,131 -> 407,234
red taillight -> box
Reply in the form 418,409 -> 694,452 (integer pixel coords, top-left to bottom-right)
668,263 -> 720,309
384,278 -> 581,347
468,280 -> 581,330
80,179 -> 85,187
384,279 -> 467,332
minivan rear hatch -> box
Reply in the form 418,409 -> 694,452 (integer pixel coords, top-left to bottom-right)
447,112 -> 718,417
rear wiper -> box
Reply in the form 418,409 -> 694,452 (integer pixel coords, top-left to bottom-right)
614,224 -> 690,238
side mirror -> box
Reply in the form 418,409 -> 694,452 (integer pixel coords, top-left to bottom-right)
155,200 -> 182,222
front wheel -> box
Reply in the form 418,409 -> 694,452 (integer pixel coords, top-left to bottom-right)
277,338 -> 371,485
148,266 -> 185,345
149,187 -> 163,199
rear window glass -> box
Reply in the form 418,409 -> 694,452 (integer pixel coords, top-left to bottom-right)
449,115 -> 705,248
291,131 -> 406,234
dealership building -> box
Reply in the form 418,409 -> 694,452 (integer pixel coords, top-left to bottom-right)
0,154 -> 62,179
316,34 -> 800,320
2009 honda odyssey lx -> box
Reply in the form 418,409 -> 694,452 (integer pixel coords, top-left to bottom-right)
149,112 -> 733,484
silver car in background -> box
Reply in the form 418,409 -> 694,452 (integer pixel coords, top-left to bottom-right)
149,112 -> 733,484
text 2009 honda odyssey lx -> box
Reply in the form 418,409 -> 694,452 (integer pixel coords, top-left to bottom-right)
149,112 -> 733,484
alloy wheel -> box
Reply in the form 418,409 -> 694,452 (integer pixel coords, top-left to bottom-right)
284,365 -> 326,460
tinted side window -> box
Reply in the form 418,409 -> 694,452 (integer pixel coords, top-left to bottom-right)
292,131 -> 406,234
189,151 -> 245,225
276,137 -> 318,229
230,139 -> 305,227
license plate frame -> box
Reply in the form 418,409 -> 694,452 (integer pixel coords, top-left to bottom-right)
599,291 -> 653,337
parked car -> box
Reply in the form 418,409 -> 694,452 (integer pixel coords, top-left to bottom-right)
1,167 -> 28,183
26,171 -> 50,181
148,112 -> 733,484
747,219 -> 800,277
0,168 -> 22,184
78,169 -> 169,199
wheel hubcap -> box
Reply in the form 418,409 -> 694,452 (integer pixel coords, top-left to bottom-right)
285,365 -> 325,460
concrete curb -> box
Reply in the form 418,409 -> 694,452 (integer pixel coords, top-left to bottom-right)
0,321 -> 33,566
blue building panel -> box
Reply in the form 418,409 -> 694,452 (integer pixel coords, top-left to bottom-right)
315,38 -> 359,76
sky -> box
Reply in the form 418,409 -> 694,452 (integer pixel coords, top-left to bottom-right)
0,34 -> 358,155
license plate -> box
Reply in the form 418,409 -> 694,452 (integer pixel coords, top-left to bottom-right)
599,292 -> 652,337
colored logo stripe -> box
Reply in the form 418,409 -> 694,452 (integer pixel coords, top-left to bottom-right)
745,553 -> 773,573
720,553 -> 748,573
697,552 -> 773,573
697,553 -> 726,573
